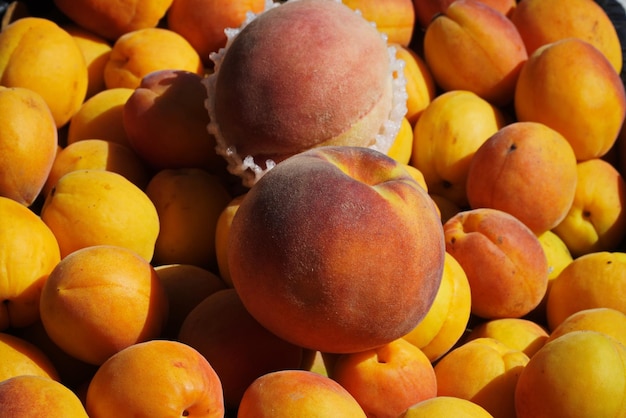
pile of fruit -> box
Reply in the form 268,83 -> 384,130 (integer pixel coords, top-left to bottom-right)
0,0 -> 625,417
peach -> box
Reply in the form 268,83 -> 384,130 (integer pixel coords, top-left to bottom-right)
0,17 -> 88,127
342,0 -> 416,46
39,245 -> 169,365
401,396 -> 495,418
327,338 -> 437,418
546,251 -> 626,331
66,87 -> 134,148
178,288 -> 306,411
423,0 -> 527,106
0,332 -> 59,382
237,369 -> 367,418
43,139 -> 152,197
435,337 -> 530,418
206,0 -> 407,186
0,375 -> 88,417
546,307 -> 626,347
40,169 -> 160,261
466,121 -> 578,235
104,27 -> 204,90
0,86 -> 57,206
85,339 -> 224,417
394,44 -> 436,126
552,158 -> 626,257
228,146 -> 445,353
166,0 -> 267,66
154,263 -> 227,339
53,0 -> 173,41
413,0 -> 516,30
403,252 -> 472,362
515,330 -> 626,417
410,90 -> 507,207
466,318 -> 549,358
444,208 -> 549,319
510,0 -> 623,73
63,24 -> 112,99
0,196 -> 60,330
123,69 -> 225,174
515,38 -> 626,161
146,168 -> 232,270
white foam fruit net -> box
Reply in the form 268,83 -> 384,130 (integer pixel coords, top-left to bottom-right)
203,0 -> 408,187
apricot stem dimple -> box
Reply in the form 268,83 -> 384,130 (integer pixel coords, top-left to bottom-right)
182,410 -> 189,417
583,210 -> 592,218
508,143 -> 517,152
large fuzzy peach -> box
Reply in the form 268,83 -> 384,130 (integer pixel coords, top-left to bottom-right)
466,121 -> 578,235
228,146 -> 445,354
206,0 -> 407,186
515,38 -> 626,161
444,208 -> 549,319
423,0 -> 527,106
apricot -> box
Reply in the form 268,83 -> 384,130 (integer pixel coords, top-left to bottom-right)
0,375 -> 88,417
178,288 -> 306,410
214,194 -> 246,286
515,330 -> 626,417
466,318 -> 549,358
0,196 -> 60,330
410,90 -> 507,207
123,69 -> 225,173
53,0 -> 173,41
85,339 -> 224,418
64,24 -> 112,99
403,252 -> 472,362
401,396 -> 495,418
466,121 -> 578,235
0,332 -> 59,382
228,146 -> 445,353
387,117 -> 414,164
546,307 -> 626,347
66,87 -> 134,148
394,44 -> 436,125
166,0 -> 266,66
206,0 -> 407,186
40,169 -> 160,261
552,158 -> 626,256
510,0 -> 623,73
237,369 -> 367,418
104,27 -> 204,90
0,86 -> 58,206
342,0 -> 416,46
546,251 -> 626,331
39,245 -> 169,365
154,264 -> 227,339
435,337 -> 530,418
146,168 -> 232,270
515,38 -> 626,161
43,139 -> 152,197
0,17 -> 88,127
327,338 -> 437,418
423,0 -> 527,106
413,0 -> 516,30
444,208 -> 549,319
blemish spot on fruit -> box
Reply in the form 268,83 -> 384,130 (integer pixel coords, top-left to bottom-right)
583,210 -> 592,219
508,143 -> 517,152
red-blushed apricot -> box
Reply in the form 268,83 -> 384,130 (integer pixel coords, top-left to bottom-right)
466,121 -> 578,235
327,338 -> 437,418
435,337 -> 530,418
85,339 -> 224,418
178,288 -> 306,410
515,330 -> 626,417
206,0 -> 406,186
228,146 -> 445,354
515,38 -> 626,161
546,251 -> 626,331
423,0 -> 527,106
510,0 -> 623,73
444,208 -> 549,319
237,369 -> 367,418
413,0 -> 516,30
123,69 -> 226,174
